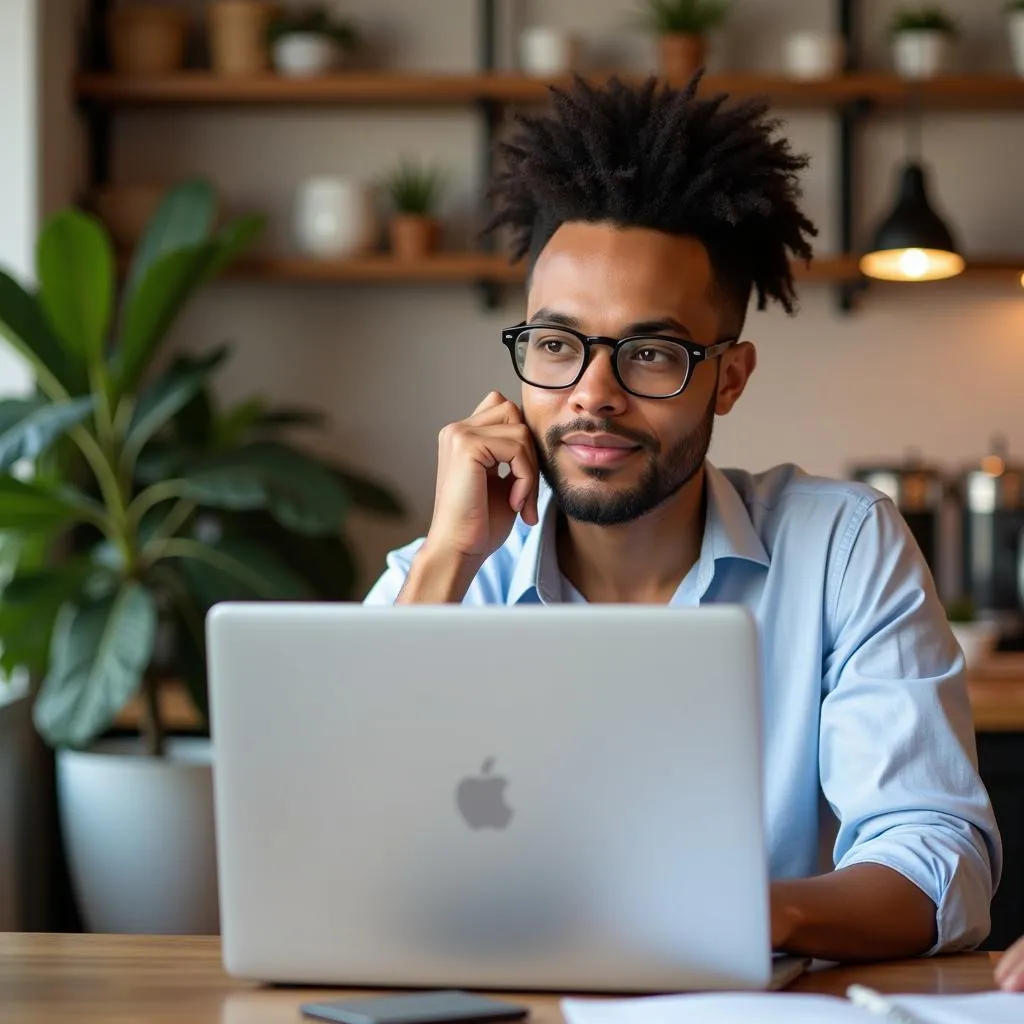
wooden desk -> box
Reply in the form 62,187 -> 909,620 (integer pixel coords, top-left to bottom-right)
0,934 -> 1003,1024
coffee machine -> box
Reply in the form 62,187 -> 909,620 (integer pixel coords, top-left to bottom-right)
851,451 -> 947,591
957,436 -> 1024,647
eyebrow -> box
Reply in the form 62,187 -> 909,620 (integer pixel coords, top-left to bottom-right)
528,308 -> 693,338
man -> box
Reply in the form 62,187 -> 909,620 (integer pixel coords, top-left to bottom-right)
364,74 -> 1001,962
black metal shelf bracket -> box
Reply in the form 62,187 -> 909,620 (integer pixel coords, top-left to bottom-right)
472,0 -> 506,309
833,0 -> 868,315
82,0 -> 112,194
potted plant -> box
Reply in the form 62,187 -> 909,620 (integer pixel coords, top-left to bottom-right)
946,598 -> 999,672
207,0 -> 275,76
383,158 -> 446,261
1008,1 -> 1024,77
635,0 -> 731,81
888,6 -> 958,79
0,179 -> 404,934
268,4 -> 360,77
107,5 -> 189,77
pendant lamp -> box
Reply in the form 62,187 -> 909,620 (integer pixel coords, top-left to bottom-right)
859,100 -> 965,283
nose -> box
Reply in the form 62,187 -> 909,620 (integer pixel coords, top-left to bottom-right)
569,345 -> 629,418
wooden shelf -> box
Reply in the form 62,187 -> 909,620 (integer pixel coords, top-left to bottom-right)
184,252 -> 1021,286
75,71 -> 1024,110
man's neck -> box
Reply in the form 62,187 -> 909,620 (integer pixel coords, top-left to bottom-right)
555,465 -> 708,604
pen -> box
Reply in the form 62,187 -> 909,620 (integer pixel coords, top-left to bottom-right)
846,984 -> 929,1024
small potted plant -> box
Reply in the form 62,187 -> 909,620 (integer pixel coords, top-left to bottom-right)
383,158 -> 446,261
1008,1 -> 1024,77
636,0 -> 732,81
946,598 -> 999,671
107,4 -> 188,76
207,0 -> 275,76
888,6 -> 958,79
268,4 -> 360,78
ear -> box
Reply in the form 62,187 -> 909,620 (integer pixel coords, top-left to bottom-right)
715,341 -> 756,416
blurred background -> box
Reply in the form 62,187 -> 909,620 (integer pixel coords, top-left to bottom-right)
2,0 -> 1024,958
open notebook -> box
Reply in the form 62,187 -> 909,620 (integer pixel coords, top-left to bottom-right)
562,990 -> 1022,1024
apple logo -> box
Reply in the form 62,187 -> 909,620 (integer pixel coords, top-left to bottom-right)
455,757 -> 513,830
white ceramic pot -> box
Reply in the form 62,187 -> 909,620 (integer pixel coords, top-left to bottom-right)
272,33 -> 338,77
949,621 -> 1000,672
294,177 -> 377,258
783,32 -> 845,79
1010,11 -> 1024,77
892,30 -> 951,79
519,26 -> 578,77
56,737 -> 219,934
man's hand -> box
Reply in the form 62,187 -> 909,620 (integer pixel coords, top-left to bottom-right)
397,392 -> 540,604
995,934 -> 1024,991
770,864 -> 937,961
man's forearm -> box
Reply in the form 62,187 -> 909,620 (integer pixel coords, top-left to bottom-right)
771,863 -> 937,961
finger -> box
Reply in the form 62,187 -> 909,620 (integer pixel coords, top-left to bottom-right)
456,427 -> 537,503
471,390 -> 510,416
466,397 -> 525,428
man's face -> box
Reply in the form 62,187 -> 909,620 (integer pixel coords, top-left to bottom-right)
523,222 -> 752,526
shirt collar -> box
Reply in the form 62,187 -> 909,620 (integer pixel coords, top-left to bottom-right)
506,462 -> 769,605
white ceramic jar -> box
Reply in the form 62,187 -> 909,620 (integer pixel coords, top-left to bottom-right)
519,26 -> 578,76
892,29 -> 951,79
783,32 -> 845,79
1009,10 -> 1024,77
294,177 -> 377,258
272,33 -> 338,77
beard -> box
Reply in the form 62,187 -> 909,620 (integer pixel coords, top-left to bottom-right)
534,388 -> 716,527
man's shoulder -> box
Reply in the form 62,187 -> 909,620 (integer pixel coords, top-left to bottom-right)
716,462 -> 891,544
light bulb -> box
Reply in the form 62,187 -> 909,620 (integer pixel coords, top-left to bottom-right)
898,248 -> 930,279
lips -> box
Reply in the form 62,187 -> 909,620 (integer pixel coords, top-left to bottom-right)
561,432 -> 641,467
561,433 -> 639,450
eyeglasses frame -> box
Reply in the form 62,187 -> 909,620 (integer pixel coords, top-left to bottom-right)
501,322 -> 739,400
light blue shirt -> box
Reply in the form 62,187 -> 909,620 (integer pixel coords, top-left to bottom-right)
364,461 -> 1002,953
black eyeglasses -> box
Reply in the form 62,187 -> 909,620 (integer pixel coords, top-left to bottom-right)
501,322 -> 737,400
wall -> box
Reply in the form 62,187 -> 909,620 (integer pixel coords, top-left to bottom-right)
0,0 -> 52,933
70,0 -> 1024,595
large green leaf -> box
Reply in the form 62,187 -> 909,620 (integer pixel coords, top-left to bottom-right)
170,534 -> 314,604
32,582 -> 157,749
0,396 -> 95,472
124,179 -> 218,304
0,560 -> 98,678
334,466 -> 405,516
124,345 -> 230,465
202,213 -> 266,282
228,508 -> 359,600
115,242 -> 220,395
0,477 -> 101,532
36,209 -> 114,366
179,441 -> 349,535
0,271 -> 83,396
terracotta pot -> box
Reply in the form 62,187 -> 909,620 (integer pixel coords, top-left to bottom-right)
658,33 -> 706,81
108,7 -> 188,77
207,0 -> 275,76
93,184 -> 168,249
390,215 -> 441,261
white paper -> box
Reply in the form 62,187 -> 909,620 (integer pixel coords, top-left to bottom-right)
561,990 -> 1024,1024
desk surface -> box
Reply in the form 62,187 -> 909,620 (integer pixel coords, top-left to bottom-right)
0,934 -> 1003,1024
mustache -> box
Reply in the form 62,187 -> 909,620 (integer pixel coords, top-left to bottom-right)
544,418 -> 658,452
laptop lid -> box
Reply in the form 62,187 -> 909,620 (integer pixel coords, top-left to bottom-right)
207,603 -> 771,992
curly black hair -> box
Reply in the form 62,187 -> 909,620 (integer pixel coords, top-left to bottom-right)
485,72 -> 817,324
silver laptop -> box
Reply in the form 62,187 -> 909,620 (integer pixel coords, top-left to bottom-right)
207,602 -> 801,993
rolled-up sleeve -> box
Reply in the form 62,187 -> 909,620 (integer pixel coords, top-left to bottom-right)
820,496 -> 1002,953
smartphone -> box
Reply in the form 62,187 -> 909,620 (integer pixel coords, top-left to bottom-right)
300,990 -> 530,1024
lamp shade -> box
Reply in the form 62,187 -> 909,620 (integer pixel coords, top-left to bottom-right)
859,162 -> 965,282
